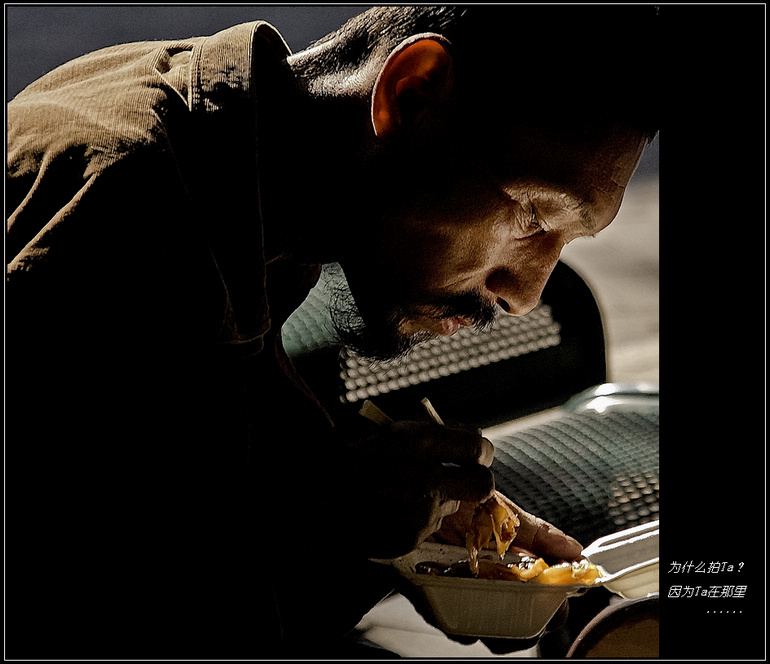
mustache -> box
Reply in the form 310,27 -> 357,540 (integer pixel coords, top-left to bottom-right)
324,263 -> 500,363
421,290 -> 499,331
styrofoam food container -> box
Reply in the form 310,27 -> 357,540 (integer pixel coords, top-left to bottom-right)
390,542 -> 591,639
581,519 -> 659,599
389,521 -> 659,638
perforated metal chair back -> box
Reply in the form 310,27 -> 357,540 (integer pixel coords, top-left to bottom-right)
489,387 -> 660,546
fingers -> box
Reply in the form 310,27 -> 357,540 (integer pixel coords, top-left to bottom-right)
530,516 -> 583,561
424,466 -> 494,542
389,421 -> 495,467
434,462 -> 495,504
436,499 -> 461,519
494,492 -> 583,561
478,438 -> 495,467
430,499 -> 478,547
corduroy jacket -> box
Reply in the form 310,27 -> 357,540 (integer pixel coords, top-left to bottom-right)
7,21 -> 391,659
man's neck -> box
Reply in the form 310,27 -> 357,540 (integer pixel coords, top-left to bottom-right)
259,52 -> 376,266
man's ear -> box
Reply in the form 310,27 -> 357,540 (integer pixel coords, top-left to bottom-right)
371,34 -> 454,139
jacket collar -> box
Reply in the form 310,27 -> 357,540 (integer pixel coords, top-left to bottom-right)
187,22 -> 291,347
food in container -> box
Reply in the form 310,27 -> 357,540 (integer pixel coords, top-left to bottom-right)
391,542 -> 594,639
388,521 -> 659,639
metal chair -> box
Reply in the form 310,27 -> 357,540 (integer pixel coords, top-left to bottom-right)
566,595 -> 659,658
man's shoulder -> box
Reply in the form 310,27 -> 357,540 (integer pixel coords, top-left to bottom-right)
8,21 -> 289,166
8,44 -> 192,171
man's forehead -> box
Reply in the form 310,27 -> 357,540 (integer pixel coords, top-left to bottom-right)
486,119 -> 645,160
488,123 -> 647,190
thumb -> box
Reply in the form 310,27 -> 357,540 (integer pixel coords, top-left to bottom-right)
494,493 -> 583,560
517,512 -> 583,561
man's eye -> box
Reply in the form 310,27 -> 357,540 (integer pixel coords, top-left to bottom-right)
522,208 -> 547,236
511,214 -> 543,238
502,192 -> 546,238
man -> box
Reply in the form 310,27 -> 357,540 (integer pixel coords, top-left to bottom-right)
6,6 -> 658,659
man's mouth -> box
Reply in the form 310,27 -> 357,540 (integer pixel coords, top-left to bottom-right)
406,313 -> 480,339
438,316 -> 473,337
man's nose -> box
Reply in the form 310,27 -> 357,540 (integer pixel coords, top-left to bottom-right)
485,247 -> 562,316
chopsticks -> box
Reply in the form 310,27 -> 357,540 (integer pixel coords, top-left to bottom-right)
360,398 -> 495,470
359,399 -> 394,425
420,397 -> 445,426
359,397 -> 444,427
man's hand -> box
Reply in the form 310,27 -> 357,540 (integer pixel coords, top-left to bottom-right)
433,491 -> 583,562
426,492 -> 582,653
327,421 -> 495,559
